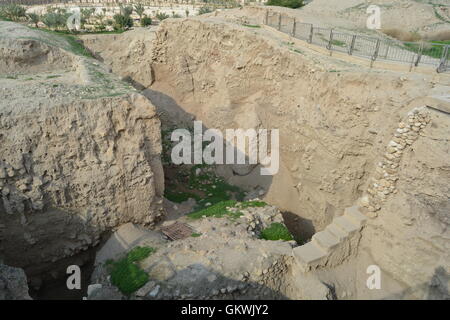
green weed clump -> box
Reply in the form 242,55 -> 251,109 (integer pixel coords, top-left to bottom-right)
187,200 -> 239,219
187,200 -> 268,220
108,246 -> 155,295
260,223 -> 293,241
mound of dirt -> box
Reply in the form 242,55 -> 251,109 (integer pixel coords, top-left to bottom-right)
0,22 -> 164,288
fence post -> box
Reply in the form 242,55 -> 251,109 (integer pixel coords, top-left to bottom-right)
278,13 -> 281,31
383,43 -> 390,59
370,39 -> 381,68
292,18 -> 296,37
437,45 -> 449,73
348,35 -> 356,55
327,29 -> 334,51
409,53 -> 416,72
308,24 -> 313,43
265,10 -> 268,25
415,42 -> 424,67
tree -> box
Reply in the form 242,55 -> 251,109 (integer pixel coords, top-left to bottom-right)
27,13 -> 40,28
81,8 -> 95,25
113,13 -> 133,31
120,5 -> 133,17
42,12 -> 70,31
134,3 -> 145,20
0,4 -> 26,21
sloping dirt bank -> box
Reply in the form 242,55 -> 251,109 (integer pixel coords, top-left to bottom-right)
80,14 -> 450,298
148,17 -> 449,231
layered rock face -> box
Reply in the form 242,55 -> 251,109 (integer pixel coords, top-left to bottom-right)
0,263 -> 31,300
0,22 -> 164,283
148,18 -> 448,234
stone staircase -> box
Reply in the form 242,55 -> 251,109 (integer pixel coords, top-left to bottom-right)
293,206 -> 367,272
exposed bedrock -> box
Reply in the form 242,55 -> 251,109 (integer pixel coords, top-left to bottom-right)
0,22 -> 165,286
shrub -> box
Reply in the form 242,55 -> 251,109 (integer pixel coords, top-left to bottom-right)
156,12 -> 170,21
95,24 -> 106,32
113,13 -> 133,31
260,223 -> 294,241
0,4 -> 26,21
42,12 -> 70,30
266,0 -> 304,9
141,15 -> 152,27
198,6 -> 213,15
81,8 -> 95,24
27,13 -> 40,28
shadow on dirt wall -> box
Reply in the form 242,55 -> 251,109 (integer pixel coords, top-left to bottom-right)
141,87 -> 316,243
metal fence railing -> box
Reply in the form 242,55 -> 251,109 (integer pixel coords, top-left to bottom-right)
264,11 -> 450,73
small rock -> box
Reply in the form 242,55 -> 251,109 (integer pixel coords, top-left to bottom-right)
148,285 -> 160,298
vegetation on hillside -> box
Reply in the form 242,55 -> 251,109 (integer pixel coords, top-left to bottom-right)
260,223 -> 294,241
266,0 -> 305,9
106,246 -> 155,295
187,200 -> 267,220
0,4 -> 26,21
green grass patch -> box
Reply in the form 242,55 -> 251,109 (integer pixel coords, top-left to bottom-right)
404,42 -> 448,59
126,246 -> 155,263
260,223 -> 293,241
46,75 -> 61,79
331,39 -> 346,47
191,232 -> 202,237
187,200 -> 240,219
29,28 -> 93,57
188,165 -> 245,210
187,200 -> 268,220
238,200 -> 267,208
107,246 -> 155,295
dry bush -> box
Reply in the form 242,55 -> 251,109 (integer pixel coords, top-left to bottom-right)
423,30 -> 450,41
382,28 -> 422,42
